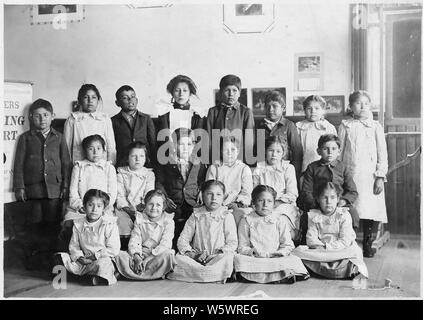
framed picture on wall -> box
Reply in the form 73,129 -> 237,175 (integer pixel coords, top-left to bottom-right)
30,5 -> 85,25
293,95 -> 345,116
323,95 -> 345,114
214,88 -> 248,107
222,3 -> 275,34
252,87 -> 286,117
293,96 -> 307,115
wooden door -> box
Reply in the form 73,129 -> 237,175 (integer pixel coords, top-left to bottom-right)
384,9 -> 421,235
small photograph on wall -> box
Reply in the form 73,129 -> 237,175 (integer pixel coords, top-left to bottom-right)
235,4 -> 263,16
298,56 -> 321,73
323,95 -> 345,114
214,88 -> 248,107
30,4 -> 85,25
252,87 -> 286,117
293,96 -> 307,115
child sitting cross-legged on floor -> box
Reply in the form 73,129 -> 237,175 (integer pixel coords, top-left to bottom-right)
166,180 -> 238,283
55,189 -> 120,286
114,189 -> 176,280
293,182 -> 368,279
234,185 -> 309,284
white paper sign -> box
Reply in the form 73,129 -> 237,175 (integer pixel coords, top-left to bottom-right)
3,82 -> 32,203
298,78 -> 321,91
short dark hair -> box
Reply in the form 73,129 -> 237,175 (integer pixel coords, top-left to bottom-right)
29,98 -> 54,115
115,85 -> 135,100
82,134 -> 106,152
251,185 -> 277,205
167,75 -> 197,96
303,95 -> 326,109
219,74 -> 241,91
201,179 -> 226,194
317,134 -> 341,149
144,189 -> 168,207
172,127 -> 195,144
264,90 -> 286,107
127,141 -> 149,166
314,181 -> 342,199
83,189 -> 110,207
265,136 -> 285,153
77,84 -> 101,104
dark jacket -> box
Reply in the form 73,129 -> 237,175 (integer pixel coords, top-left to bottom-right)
13,128 -> 71,199
298,158 -> 358,212
155,160 -> 207,215
256,117 -> 303,179
206,102 -> 255,165
111,110 -> 157,168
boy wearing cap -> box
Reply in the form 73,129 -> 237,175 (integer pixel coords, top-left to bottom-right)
206,74 -> 255,165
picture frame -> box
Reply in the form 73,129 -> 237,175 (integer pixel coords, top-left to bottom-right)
223,3 -> 275,34
293,95 -> 345,116
30,5 -> 85,25
252,87 -> 286,117
294,52 -> 324,91
214,88 -> 248,107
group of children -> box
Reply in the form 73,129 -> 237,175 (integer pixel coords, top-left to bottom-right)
12,73 -> 388,285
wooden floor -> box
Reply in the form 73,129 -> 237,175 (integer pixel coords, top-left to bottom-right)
3,236 -> 420,299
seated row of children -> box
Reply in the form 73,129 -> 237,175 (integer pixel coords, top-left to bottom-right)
56,180 -> 368,286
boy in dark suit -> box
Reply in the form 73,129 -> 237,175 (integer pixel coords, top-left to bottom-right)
111,85 -> 157,167
13,98 -> 71,266
155,128 -> 207,250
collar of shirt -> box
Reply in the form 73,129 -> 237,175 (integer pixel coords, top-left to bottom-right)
80,158 -> 108,169
82,217 -> 102,232
194,205 -> 227,220
318,158 -> 340,168
139,211 -> 166,227
249,211 -> 278,224
120,110 -> 138,120
343,117 -> 374,128
263,116 -> 286,129
297,119 -> 328,130
30,128 -> 57,137
256,160 -> 289,172
173,102 -> 191,110
71,111 -> 106,121
220,101 -> 240,110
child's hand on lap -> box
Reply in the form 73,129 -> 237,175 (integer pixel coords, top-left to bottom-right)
15,189 -> 27,202
373,177 -> 384,195
132,253 -> 144,274
77,257 -> 93,265
227,202 -> 239,210
165,198 -> 177,212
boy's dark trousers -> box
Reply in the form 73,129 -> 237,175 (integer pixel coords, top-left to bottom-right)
172,200 -> 194,251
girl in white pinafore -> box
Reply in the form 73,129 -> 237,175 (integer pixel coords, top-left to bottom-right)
59,189 -> 120,286
338,90 -> 388,258
167,180 -> 238,283
235,185 -> 309,284
114,190 -> 176,280
115,142 -> 155,240
293,182 -> 368,279
295,95 -> 337,174
64,135 -> 117,222
205,136 -> 253,226
253,136 -> 300,241
63,84 -> 116,164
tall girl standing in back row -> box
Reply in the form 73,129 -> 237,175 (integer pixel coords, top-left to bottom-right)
64,84 -> 116,164
338,90 -> 388,258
